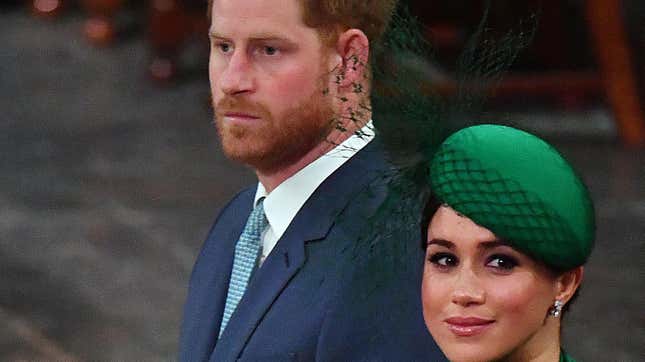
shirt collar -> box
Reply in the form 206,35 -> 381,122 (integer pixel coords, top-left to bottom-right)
254,121 -> 375,239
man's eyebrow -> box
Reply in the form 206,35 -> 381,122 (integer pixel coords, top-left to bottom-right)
208,30 -> 226,39
249,36 -> 296,44
426,239 -> 455,249
208,30 -> 296,44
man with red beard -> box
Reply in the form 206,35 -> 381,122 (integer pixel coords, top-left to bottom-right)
179,0 -> 445,360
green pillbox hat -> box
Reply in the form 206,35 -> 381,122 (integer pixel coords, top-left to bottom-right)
430,125 -> 595,270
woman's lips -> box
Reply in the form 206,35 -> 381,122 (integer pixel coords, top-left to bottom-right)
444,317 -> 495,337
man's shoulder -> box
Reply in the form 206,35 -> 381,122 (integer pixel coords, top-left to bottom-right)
203,185 -> 256,239
216,185 -> 256,217
190,185 -> 256,273
344,134 -> 388,170
227,185 -> 256,208
317,136 -> 390,194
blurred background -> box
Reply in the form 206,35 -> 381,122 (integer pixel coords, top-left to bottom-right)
1,0 -> 643,361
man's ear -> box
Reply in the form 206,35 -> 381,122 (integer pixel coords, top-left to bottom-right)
334,29 -> 369,89
555,266 -> 584,304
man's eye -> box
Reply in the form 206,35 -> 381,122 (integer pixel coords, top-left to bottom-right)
486,255 -> 518,270
215,43 -> 232,53
429,253 -> 458,267
263,46 -> 278,55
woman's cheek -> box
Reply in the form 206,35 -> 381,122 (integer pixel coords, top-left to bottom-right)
489,274 -> 545,314
422,271 -> 453,312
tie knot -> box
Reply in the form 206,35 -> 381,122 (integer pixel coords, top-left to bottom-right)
251,197 -> 268,229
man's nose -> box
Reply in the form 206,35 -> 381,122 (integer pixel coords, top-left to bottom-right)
218,51 -> 255,95
451,267 -> 486,307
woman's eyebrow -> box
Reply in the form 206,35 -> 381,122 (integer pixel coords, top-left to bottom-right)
426,239 -> 454,249
478,240 -> 510,250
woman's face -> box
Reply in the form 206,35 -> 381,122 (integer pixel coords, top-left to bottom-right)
422,206 -> 559,362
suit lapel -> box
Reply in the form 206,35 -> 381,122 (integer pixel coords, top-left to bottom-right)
211,227 -> 308,361
180,189 -> 254,362
211,140 -> 390,361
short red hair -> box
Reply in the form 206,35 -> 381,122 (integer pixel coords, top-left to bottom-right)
207,0 -> 397,44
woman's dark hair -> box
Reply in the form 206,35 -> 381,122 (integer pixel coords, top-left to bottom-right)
420,193 -> 442,251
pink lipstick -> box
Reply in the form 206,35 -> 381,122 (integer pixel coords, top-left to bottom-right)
444,317 -> 495,337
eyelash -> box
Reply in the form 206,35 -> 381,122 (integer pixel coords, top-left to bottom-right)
213,41 -> 232,54
428,252 -> 458,269
212,42 -> 280,57
486,254 -> 519,270
261,46 -> 279,55
427,252 -> 520,271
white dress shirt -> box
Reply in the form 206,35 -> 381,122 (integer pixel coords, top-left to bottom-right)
253,121 -> 376,264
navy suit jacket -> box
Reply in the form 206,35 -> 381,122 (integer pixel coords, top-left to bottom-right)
179,139 -> 446,361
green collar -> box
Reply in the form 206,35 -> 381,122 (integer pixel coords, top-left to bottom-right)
560,349 -> 576,362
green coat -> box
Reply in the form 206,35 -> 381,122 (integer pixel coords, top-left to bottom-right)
560,350 -> 576,362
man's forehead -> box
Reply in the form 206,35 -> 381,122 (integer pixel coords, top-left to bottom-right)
210,0 -> 306,29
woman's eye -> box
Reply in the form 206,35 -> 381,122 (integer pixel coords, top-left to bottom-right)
486,255 -> 518,270
429,253 -> 458,267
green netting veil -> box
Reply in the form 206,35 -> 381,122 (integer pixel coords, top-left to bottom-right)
345,1 -> 540,265
430,124 -> 595,270
327,1 -> 542,340
325,1 -> 595,347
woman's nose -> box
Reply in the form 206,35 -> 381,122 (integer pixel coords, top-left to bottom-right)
451,268 -> 486,307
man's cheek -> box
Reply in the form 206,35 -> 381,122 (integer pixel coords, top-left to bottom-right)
275,70 -> 321,95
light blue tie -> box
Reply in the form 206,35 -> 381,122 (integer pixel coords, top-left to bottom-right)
219,198 -> 268,338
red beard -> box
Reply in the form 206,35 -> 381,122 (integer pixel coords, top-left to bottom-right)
214,88 -> 335,173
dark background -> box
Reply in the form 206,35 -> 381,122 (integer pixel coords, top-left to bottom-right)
1,1 -> 643,361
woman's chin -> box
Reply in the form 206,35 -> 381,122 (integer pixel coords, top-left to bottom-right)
443,350 -> 500,362
437,339 -> 506,362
